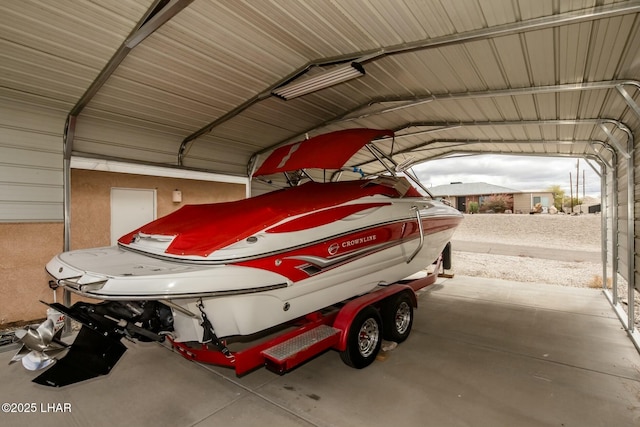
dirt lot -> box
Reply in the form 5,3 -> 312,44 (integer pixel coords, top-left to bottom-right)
453,213 -> 601,251
451,213 -> 604,287
450,212 -> 639,326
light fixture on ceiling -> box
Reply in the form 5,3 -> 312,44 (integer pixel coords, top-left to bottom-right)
272,62 -> 365,100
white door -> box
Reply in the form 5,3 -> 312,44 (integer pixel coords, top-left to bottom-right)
110,188 -> 157,246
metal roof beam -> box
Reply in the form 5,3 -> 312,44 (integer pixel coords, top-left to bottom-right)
616,83 -> 640,119
335,80 -> 640,125
258,80 -> 639,160
418,147 -> 607,164
353,118 -> 631,160
61,0 -> 193,258
366,139 -> 606,174
599,123 -> 631,159
64,0 -> 193,158
388,119 -> 629,138
404,139 -> 591,150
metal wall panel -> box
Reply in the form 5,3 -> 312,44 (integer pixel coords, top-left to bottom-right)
0,100 -> 65,221
73,116 -> 185,165
616,156 -> 630,278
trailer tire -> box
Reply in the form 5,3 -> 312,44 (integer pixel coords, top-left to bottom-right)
382,292 -> 413,343
340,306 -> 382,369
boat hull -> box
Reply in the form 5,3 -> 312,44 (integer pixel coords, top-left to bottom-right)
47,175 -> 463,340
173,221 -> 457,339
31,129 -> 467,387
47,212 -> 460,339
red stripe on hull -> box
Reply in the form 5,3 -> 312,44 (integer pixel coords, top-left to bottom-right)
235,216 -> 461,282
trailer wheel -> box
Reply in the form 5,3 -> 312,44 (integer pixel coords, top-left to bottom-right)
340,306 -> 382,369
382,292 -> 413,343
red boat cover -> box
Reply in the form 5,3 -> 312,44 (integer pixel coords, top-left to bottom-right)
253,128 -> 394,177
118,180 -> 415,257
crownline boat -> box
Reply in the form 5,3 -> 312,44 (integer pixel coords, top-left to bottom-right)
34,128 -> 462,386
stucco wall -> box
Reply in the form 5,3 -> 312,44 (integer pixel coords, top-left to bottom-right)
0,223 -> 64,326
0,170 -> 245,327
70,169 -> 246,249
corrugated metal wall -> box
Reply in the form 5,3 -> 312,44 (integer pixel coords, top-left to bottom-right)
0,100 -> 65,221
73,115 -> 185,165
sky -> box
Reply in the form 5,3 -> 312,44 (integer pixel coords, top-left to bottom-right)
412,154 -> 602,198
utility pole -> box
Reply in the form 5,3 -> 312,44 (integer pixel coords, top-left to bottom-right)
570,172 -> 573,213
576,159 -> 581,214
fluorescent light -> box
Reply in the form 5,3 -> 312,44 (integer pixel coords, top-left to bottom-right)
272,62 -> 365,100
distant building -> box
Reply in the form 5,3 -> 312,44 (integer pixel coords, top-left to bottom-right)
513,191 -> 554,214
569,196 -> 602,214
429,182 -> 553,214
429,182 -> 518,212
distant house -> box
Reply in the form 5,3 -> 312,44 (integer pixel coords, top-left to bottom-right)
513,191 -> 555,214
429,182 -> 519,213
429,182 -> 554,214
569,196 -> 602,214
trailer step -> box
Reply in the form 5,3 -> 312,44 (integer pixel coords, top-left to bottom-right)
261,325 -> 340,373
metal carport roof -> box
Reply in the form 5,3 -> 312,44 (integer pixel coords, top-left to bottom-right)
1,0 -> 638,175
1,1 -> 639,345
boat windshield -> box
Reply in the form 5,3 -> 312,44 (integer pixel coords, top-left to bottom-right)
250,128 -> 433,198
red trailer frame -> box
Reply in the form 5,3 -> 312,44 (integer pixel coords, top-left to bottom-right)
170,257 -> 443,376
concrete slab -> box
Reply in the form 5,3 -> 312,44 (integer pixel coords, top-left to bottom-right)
1,276 -> 639,427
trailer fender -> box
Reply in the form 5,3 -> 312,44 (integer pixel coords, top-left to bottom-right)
333,284 -> 417,351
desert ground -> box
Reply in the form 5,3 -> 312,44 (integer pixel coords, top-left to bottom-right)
450,212 -> 640,326
451,213 -> 603,286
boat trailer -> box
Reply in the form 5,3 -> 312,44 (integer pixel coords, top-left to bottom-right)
16,253 -> 449,386
170,255 -> 446,375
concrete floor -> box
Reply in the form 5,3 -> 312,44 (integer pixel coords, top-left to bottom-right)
2,276 -> 640,427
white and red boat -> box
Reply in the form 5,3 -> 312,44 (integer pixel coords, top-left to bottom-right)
32,128 -> 462,386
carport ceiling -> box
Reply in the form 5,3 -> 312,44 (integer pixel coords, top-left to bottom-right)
1,0 -> 639,176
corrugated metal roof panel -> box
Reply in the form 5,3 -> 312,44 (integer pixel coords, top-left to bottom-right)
0,0 -> 636,178
524,29 -> 557,86
586,15 -> 637,80
558,23 -> 592,84
168,3 -> 302,80
0,0 -> 153,107
493,34 -> 532,87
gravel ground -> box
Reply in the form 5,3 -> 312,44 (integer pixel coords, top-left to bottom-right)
451,213 -> 603,287
454,213 -> 602,252
450,213 -> 639,326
